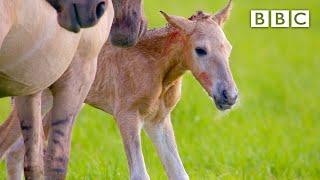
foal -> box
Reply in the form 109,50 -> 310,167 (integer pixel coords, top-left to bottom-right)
1,2 -> 237,179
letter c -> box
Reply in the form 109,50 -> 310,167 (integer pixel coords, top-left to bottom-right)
294,13 -> 307,25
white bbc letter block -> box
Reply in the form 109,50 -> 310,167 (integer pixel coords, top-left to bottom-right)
291,10 -> 310,28
251,10 -> 269,28
271,10 -> 290,28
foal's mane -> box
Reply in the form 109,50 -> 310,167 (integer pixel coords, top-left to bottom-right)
140,11 -> 210,42
188,11 -> 212,21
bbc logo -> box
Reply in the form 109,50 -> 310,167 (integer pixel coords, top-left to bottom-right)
251,10 -> 310,28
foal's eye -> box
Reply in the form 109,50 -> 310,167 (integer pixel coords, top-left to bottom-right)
195,47 -> 207,57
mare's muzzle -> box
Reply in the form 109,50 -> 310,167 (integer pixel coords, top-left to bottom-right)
47,0 -> 107,33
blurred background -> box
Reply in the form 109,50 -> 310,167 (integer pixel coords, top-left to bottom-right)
1,0 -> 319,179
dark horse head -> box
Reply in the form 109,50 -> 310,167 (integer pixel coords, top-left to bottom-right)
47,0 -> 108,33
110,0 -> 147,47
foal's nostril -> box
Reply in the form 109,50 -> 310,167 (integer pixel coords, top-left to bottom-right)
96,2 -> 106,19
222,90 -> 228,102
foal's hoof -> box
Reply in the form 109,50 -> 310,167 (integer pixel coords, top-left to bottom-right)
130,173 -> 150,180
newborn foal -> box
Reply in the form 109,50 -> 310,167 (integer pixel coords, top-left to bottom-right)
1,1 -> 237,179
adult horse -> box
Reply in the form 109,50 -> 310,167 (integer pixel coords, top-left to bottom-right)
0,0 -> 145,179
0,0 -> 114,178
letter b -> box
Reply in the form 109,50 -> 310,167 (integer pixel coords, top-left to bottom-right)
276,13 -> 285,25
251,10 -> 269,28
271,10 -> 289,28
256,13 -> 265,25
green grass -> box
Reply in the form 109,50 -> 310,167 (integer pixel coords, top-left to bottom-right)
1,0 -> 320,179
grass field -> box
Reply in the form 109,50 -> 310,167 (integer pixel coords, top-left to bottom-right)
1,0 -> 320,179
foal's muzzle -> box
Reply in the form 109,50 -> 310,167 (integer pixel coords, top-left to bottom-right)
213,87 -> 238,111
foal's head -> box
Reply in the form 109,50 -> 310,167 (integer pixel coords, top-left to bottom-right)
110,0 -> 147,47
47,0 -> 108,33
162,0 -> 238,111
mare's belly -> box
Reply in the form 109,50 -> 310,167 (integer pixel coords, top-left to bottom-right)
0,0 -> 81,97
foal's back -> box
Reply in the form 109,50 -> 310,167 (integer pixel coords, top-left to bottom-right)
86,28 -> 182,118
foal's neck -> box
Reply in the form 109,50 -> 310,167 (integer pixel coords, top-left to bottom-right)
138,26 -> 188,87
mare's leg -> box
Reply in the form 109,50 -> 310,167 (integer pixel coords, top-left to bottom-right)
4,110 -> 52,180
144,116 -> 189,180
0,90 -> 53,160
45,56 -> 97,180
115,111 -> 150,180
15,92 -> 44,179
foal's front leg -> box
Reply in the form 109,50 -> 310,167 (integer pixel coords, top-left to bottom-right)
15,92 -> 44,179
144,116 -> 189,180
116,112 -> 150,180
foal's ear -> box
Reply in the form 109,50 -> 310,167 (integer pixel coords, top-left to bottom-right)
160,11 -> 195,33
212,0 -> 233,27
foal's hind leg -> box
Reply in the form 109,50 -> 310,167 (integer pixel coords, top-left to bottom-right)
15,92 -> 44,179
45,56 -> 97,180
